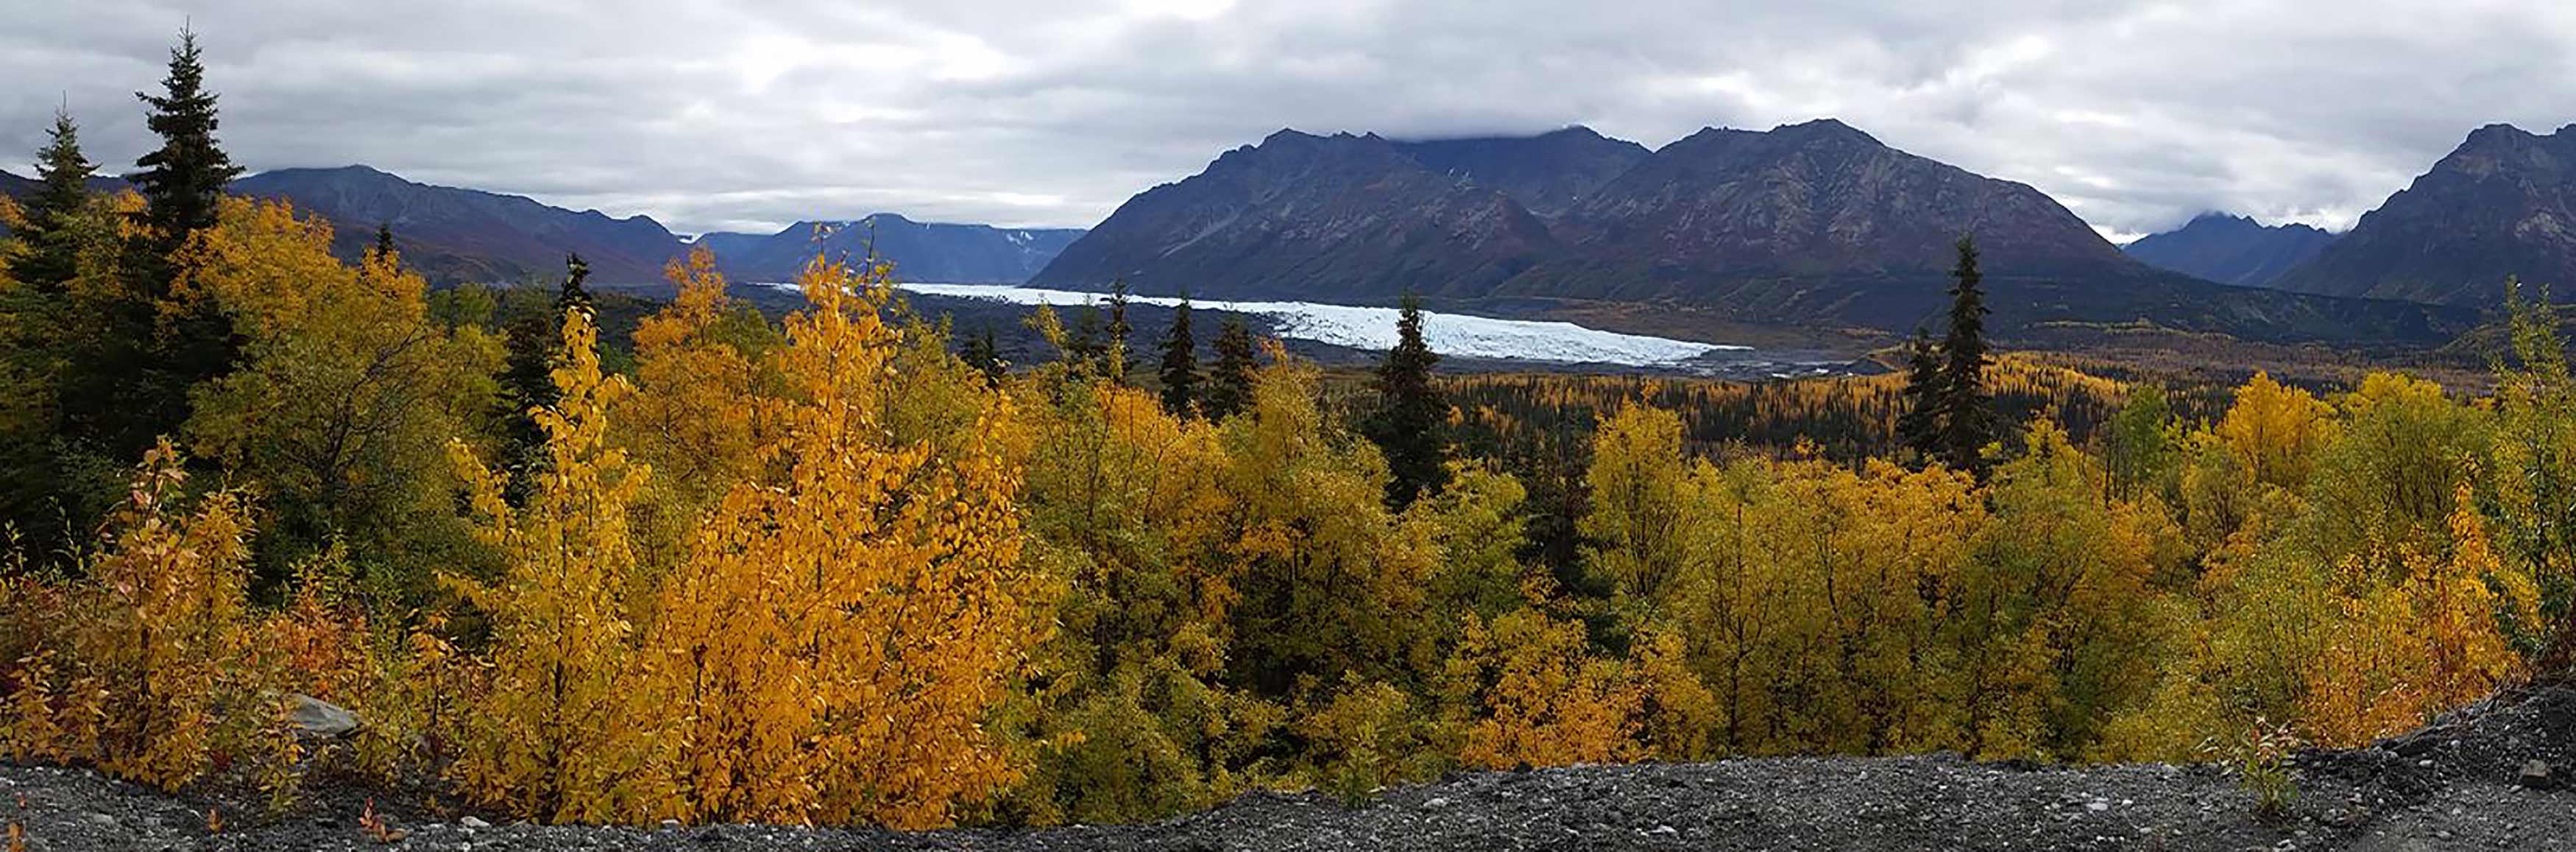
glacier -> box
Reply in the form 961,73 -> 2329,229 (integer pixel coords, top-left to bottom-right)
892,284 -> 1750,367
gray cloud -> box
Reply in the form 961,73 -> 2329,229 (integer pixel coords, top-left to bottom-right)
5,0 -> 2574,239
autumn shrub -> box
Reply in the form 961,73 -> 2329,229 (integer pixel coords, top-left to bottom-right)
0,440 -> 327,794
442,307 -> 659,823
641,256 -> 1046,828
1446,609 -> 1640,770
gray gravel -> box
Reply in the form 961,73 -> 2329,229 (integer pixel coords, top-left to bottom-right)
8,688 -> 2574,851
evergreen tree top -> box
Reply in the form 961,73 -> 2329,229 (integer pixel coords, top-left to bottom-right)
130,27 -> 244,242
31,106 -> 96,220
1934,234 -> 1995,476
1158,295 -> 1200,417
1370,293 -> 1448,508
1378,293 -> 1440,383
558,253 -> 595,317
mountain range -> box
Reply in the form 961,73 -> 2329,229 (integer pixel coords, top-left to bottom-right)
231,166 -> 687,284
690,215 -> 1086,284
2272,124 -> 2576,305
16,115 -> 2576,348
0,166 -> 1086,287
2122,214 -> 2338,288
1035,119 -> 2466,342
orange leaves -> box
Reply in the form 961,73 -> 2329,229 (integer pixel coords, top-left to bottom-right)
2301,483 -> 2531,746
641,256 -> 1041,828
444,307 -> 654,822
1449,610 -> 1641,770
0,440 -> 255,789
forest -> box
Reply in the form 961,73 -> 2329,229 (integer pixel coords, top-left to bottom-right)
4,32 -> 2575,832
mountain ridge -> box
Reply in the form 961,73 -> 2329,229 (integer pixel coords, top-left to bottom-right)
690,214 -> 1085,284
1031,128 -> 1563,301
1033,119 -> 2469,344
2123,213 -> 2339,288
232,164 -> 688,284
5,164 -> 1083,288
2274,123 -> 2576,304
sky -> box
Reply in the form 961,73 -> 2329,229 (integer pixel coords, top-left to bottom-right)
4,1 -> 2575,241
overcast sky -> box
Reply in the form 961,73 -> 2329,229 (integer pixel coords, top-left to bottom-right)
5,1 -> 2574,240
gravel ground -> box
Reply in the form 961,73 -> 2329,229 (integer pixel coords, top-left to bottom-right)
8,688 -> 2574,851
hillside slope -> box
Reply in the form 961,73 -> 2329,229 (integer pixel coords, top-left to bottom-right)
230,166 -> 685,284
1500,119 -> 2139,299
1031,129 -> 1561,302
2276,123 -> 2576,305
1390,126 -> 1652,219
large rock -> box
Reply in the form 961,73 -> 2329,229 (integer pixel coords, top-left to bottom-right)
289,693 -> 360,738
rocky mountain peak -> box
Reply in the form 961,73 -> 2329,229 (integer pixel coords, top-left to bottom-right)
2274,123 -> 2576,305
2124,212 -> 2338,288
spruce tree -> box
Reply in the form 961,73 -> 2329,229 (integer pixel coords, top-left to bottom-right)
1158,295 -> 1200,415
1067,303 -> 1104,370
372,221 -> 397,265
129,27 -> 244,264
67,28 -> 244,473
1933,234 -> 1995,476
1367,294 -> 1448,509
0,107 -> 98,557
1104,279 -> 1133,381
1894,326 -> 1943,459
1205,316 -> 1259,420
963,326 -> 1006,387
500,255 -> 598,487
558,253 -> 594,316
15,106 -> 96,290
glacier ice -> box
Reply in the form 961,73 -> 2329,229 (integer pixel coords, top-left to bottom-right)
893,284 -> 1749,367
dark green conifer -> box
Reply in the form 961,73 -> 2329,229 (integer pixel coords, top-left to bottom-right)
556,253 -> 594,320
1895,326 -> 1942,459
129,27 -> 244,262
1104,279 -> 1133,382
499,255 -> 598,488
372,221 -> 397,265
1158,295 -> 1200,415
963,326 -> 1006,387
66,28 -> 244,472
1366,294 -> 1448,509
15,106 -> 96,290
1067,302 -> 1104,371
1933,234 -> 1995,476
1204,316 -> 1258,420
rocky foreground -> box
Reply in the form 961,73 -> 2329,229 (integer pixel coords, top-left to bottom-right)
7,689 -> 2575,851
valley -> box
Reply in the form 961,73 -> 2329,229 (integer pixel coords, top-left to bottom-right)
13,18 -> 2576,848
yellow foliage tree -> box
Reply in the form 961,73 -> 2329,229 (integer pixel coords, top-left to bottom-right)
616,246 -> 772,552
445,306 -> 657,822
645,256 -> 1044,828
180,198 -> 502,587
1448,609 -> 1641,770
2215,372 -> 2334,492
1579,404 -> 1696,602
